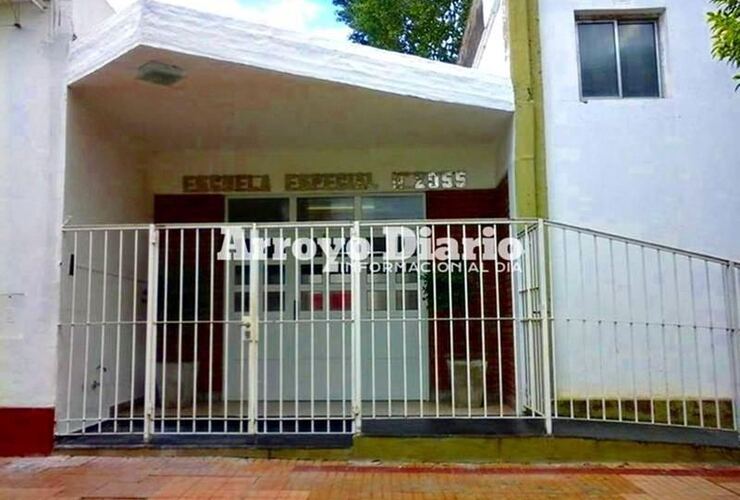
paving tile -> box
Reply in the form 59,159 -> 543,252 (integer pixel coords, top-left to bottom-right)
0,457 -> 739,498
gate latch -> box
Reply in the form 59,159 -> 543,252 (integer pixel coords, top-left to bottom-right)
241,315 -> 259,343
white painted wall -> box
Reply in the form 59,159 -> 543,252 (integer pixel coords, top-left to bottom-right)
56,94 -> 152,431
72,0 -> 115,37
538,0 -> 740,260
64,92 -> 151,224
471,0 -> 511,79
537,0 -> 740,402
472,1 -> 740,402
0,4 -> 69,408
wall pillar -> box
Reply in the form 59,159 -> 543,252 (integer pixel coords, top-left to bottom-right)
508,0 -> 548,218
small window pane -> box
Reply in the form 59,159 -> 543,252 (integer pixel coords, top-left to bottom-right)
228,198 -> 289,222
619,22 -> 660,97
234,265 -> 248,285
297,197 -> 354,222
367,291 -> 387,311
329,291 -> 351,311
371,237 -> 386,255
233,292 -> 249,313
300,292 -> 324,311
266,292 -> 284,312
266,265 -> 285,285
395,290 -> 419,311
578,22 -> 619,98
361,196 -> 424,221
300,264 -> 323,285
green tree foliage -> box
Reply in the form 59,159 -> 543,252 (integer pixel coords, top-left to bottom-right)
333,0 -> 472,63
708,0 -> 740,87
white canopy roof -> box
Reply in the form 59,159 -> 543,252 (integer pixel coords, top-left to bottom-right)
67,0 -> 514,150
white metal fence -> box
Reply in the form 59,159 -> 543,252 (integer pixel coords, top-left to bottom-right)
56,220 -> 740,439
545,221 -> 739,431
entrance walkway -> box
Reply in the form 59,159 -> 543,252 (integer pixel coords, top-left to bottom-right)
1,456 -> 740,498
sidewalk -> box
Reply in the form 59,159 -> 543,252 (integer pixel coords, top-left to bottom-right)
1,456 -> 739,498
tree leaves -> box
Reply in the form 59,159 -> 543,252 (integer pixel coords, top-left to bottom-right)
333,0 -> 473,63
708,0 -> 740,88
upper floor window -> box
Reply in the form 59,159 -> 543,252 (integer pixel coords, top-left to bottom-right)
577,19 -> 661,99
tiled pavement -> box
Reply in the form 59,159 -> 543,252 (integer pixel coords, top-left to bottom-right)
1,456 -> 739,498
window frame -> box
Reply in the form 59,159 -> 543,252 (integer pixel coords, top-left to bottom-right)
575,18 -> 663,100
227,192 -> 426,223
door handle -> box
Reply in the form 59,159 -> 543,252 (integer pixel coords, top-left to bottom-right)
241,315 -> 259,343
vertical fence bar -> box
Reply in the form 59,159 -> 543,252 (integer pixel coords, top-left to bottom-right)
278,228 -> 285,433
81,231 -> 93,433
129,230 -> 139,433
688,257 -> 705,428
263,229 -> 269,431
462,225 -> 472,417
351,222 -> 363,433
247,225 -> 260,435
594,236 -> 605,420
192,229 -> 200,432
113,230 -> 124,433
65,232 -> 78,434
143,225 -> 159,441
704,261 -> 721,429
447,224 -> 455,418
97,230 -> 109,433
537,220 -> 553,434
416,225 -> 424,418
341,226 -> 348,430
208,228 -> 215,433
239,239 -> 247,433
725,262 -> 740,431
369,226 -> 377,419
176,230 -> 184,433
657,250 -> 671,426
639,245 -> 655,424
432,225 -> 440,417
160,230 -> 169,432
325,227 -> 331,430
672,252 -> 689,426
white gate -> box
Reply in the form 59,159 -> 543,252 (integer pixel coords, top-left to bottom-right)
57,219 -> 738,442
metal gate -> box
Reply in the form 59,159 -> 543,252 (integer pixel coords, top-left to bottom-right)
59,219 -> 740,442
146,223 -> 360,436
57,220 -> 549,439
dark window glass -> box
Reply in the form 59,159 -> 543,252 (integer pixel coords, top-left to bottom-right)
300,264 -> 323,285
233,292 -> 249,313
361,195 -> 425,221
266,265 -> 285,285
235,265 -> 248,285
578,23 -> 620,98
228,198 -> 289,223
266,292 -> 283,312
619,22 -> 660,97
297,197 -> 354,222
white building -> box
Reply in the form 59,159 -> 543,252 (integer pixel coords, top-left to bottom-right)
0,0 -> 738,456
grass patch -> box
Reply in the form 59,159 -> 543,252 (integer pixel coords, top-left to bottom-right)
555,398 -> 735,430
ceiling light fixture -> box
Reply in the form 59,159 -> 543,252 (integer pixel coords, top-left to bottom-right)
136,61 -> 185,87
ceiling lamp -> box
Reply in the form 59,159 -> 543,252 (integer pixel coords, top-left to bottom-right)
136,61 -> 185,87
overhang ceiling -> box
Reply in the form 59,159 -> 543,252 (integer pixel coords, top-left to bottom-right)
68,0 -> 514,150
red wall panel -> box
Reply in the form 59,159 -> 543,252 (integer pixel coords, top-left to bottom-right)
0,408 -> 54,456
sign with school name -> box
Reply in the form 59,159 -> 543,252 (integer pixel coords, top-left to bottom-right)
392,171 -> 468,191
182,175 -> 271,193
285,173 -> 375,192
